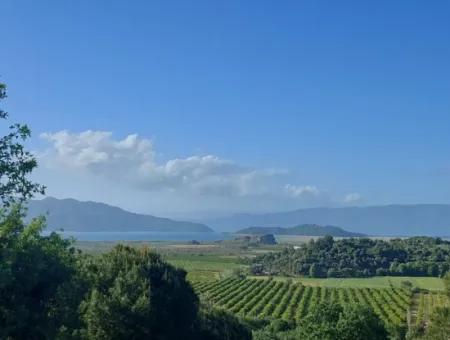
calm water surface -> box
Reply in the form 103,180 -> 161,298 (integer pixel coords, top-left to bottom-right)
48,231 -> 232,242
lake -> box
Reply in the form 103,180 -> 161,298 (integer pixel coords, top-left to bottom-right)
46,231 -> 232,242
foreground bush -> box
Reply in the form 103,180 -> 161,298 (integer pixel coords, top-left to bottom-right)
80,245 -> 199,339
253,303 -> 388,340
196,307 -> 252,340
0,208 -> 79,339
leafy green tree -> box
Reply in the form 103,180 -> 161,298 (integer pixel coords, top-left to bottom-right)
258,234 -> 277,245
195,307 -> 252,340
79,245 -> 200,339
336,304 -> 389,340
0,207 -> 79,339
292,303 -> 388,340
0,82 -> 81,339
309,263 -> 325,278
254,236 -> 450,278
0,82 -> 45,207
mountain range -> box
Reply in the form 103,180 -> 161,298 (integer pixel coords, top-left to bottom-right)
236,224 -> 365,237
25,199 -> 450,237
26,197 -> 212,232
205,205 -> 450,236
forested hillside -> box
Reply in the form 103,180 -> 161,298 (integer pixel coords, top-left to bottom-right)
237,224 -> 365,237
252,236 -> 450,278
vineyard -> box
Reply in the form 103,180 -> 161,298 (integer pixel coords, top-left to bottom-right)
414,292 -> 449,327
193,278 -> 412,329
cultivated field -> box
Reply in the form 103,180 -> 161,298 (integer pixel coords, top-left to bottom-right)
250,275 -> 445,291
414,291 -> 449,327
193,277 -> 413,330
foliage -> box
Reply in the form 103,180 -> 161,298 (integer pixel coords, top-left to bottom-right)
195,307 -> 252,340
237,224 -> 364,237
0,207 -> 80,339
0,80 -> 81,339
0,82 -> 45,207
258,234 -> 277,245
194,277 -> 411,334
422,306 -> 450,340
79,245 -> 199,339
252,236 -> 450,278
253,303 -> 387,340
293,303 -> 387,340
231,267 -> 248,280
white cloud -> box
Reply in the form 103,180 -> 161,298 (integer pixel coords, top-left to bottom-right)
37,130 -> 345,214
40,130 -> 281,197
344,192 -> 363,204
284,184 -> 321,198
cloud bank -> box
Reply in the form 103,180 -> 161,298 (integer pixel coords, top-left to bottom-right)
38,130 -> 360,215
40,130 -> 283,197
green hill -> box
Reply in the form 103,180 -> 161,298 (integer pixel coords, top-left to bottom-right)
236,224 -> 365,237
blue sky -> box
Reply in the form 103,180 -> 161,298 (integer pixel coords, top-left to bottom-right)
1,1 -> 450,217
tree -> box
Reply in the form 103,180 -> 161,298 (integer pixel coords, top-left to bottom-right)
0,207 -> 79,339
292,303 -> 388,340
258,234 -> 277,245
337,304 -> 389,340
0,82 -> 45,207
195,307 -> 252,340
0,82 -> 80,339
80,245 -> 200,339
309,263 -> 325,278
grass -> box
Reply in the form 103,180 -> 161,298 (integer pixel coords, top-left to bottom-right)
76,241 -> 247,281
165,253 -> 246,281
76,240 -> 446,290
250,275 -> 445,291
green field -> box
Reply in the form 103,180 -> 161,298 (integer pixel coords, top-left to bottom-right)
192,277 -> 412,330
166,253 -> 245,281
76,241 -> 251,281
77,240 -> 447,291
250,275 -> 445,291
414,291 -> 449,326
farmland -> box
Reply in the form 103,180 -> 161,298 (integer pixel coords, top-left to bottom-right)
77,237 -> 449,337
414,291 -> 449,326
76,239 -> 447,290
192,276 -> 450,336
192,277 -> 412,330
249,275 -> 445,291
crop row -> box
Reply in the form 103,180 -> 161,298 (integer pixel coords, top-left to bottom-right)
415,292 -> 449,327
194,278 -> 412,328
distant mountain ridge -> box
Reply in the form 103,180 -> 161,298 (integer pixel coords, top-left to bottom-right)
205,205 -> 450,236
236,224 -> 365,237
27,197 -> 212,232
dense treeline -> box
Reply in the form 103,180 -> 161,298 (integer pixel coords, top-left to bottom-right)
251,236 -> 450,278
